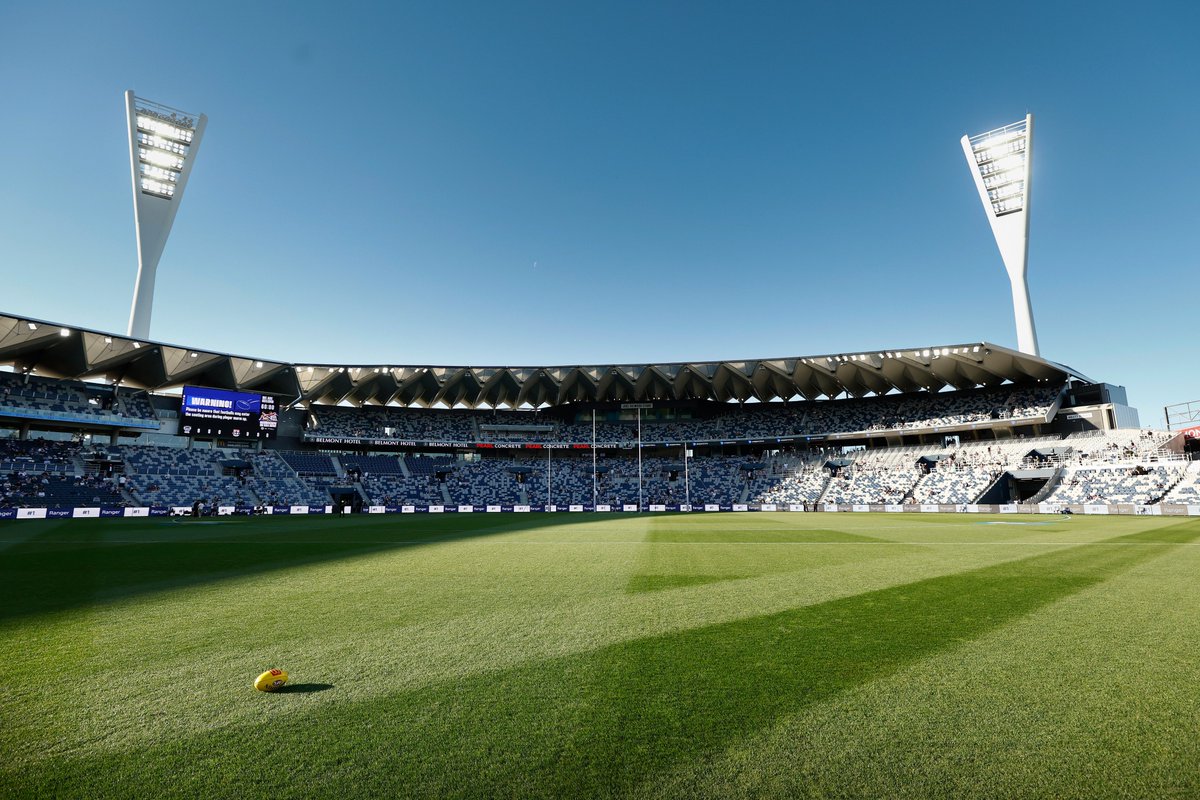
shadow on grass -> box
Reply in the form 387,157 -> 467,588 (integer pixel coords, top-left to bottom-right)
627,527 -> 896,593
17,522 -> 1200,799
275,683 -> 335,694
0,512 -> 626,624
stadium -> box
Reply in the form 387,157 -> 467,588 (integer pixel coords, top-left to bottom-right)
4,12 -> 1200,799
1,312 -> 1196,516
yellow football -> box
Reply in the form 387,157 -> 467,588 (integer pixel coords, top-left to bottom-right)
254,668 -> 288,692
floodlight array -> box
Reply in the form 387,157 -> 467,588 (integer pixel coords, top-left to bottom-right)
135,114 -> 194,144
133,107 -> 195,200
968,120 -> 1028,216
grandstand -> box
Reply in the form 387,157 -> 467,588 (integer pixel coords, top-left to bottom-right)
0,311 -> 1193,515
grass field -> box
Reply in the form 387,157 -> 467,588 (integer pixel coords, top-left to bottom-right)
3,512 -> 1200,799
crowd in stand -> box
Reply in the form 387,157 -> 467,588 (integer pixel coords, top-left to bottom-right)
0,438 -> 78,471
303,386 -> 1062,445
804,386 -> 1058,434
308,407 -> 476,441
0,378 -> 1191,511
1,421 -> 1192,510
1,470 -> 122,507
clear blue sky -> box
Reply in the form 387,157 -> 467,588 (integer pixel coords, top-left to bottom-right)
1,1 -> 1196,425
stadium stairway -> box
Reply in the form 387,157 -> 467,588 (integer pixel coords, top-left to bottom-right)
441,483 -> 453,506
399,459 -> 411,478
815,475 -> 834,505
1156,466 -> 1191,503
1164,462 -> 1200,503
329,455 -> 347,479
1027,466 -> 1067,505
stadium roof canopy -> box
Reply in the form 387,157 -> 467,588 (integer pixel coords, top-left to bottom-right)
0,311 -> 1091,408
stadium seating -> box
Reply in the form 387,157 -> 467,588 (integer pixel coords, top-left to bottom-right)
0,386 -> 1191,512
755,468 -> 831,505
910,466 -> 998,505
1046,465 -> 1185,505
1163,464 -> 1200,505
405,455 -> 454,476
118,446 -> 250,507
0,372 -> 158,427
277,451 -> 336,475
0,438 -> 79,474
301,385 -> 1062,446
1061,429 -> 1173,463
308,407 -> 477,441
822,466 -> 924,505
362,474 -> 444,506
245,451 -> 331,508
339,454 -> 405,475
1,472 -> 122,507
445,460 -> 524,506
525,459 -> 595,507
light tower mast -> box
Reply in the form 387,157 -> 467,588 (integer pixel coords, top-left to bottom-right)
125,90 -> 206,340
961,114 -> 1039,356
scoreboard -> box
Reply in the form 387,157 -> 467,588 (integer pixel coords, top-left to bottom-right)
180,386 -> 278,439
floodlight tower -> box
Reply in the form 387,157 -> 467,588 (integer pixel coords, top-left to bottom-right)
961,114 -> 1039,356
125,90 -> 207,340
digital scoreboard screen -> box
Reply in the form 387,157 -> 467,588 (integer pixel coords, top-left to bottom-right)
180,386 -> 278,439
